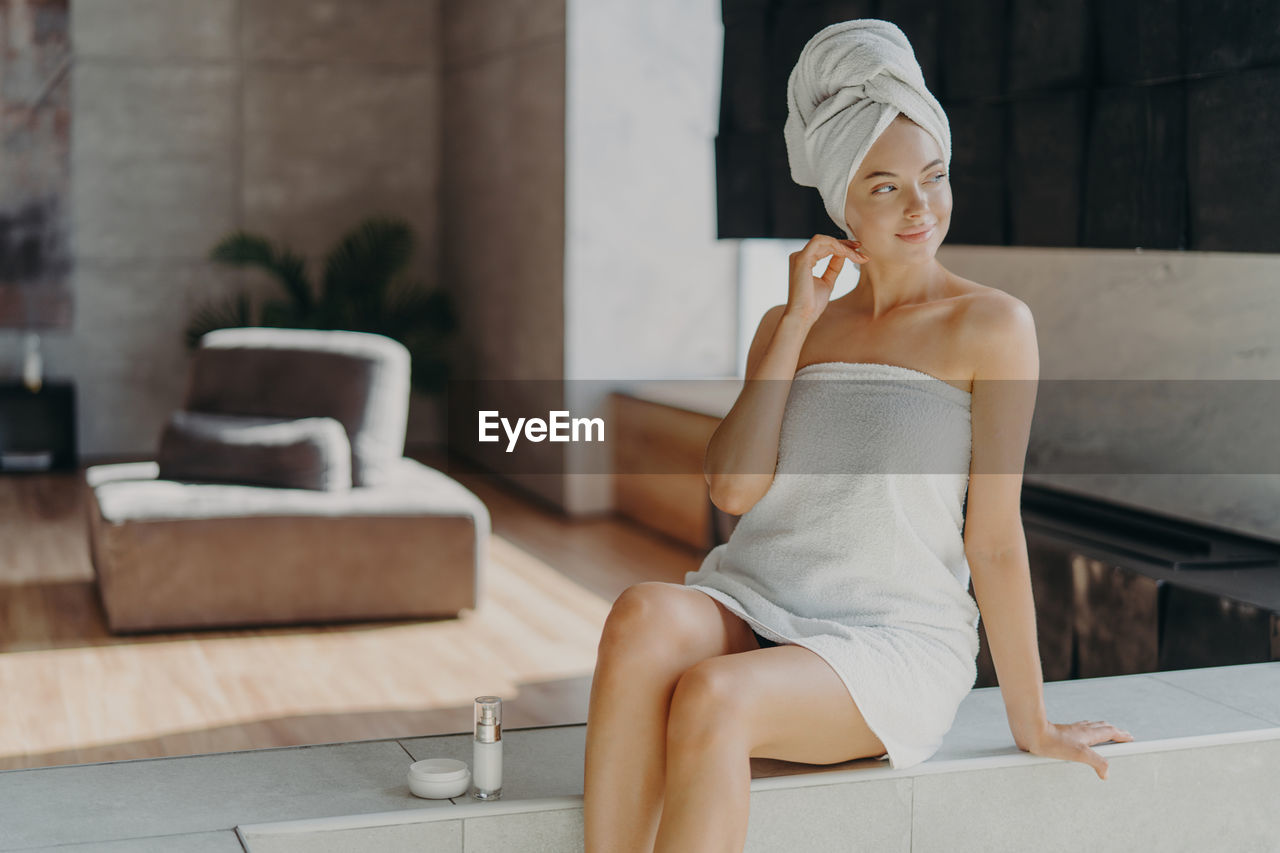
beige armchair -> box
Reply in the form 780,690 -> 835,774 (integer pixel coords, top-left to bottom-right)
84,327 -> 489,634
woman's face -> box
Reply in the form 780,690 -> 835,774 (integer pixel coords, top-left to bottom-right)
843,116 -> 951,261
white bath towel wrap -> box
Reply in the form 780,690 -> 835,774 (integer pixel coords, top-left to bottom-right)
683,362 -> 982,770
783,19 -> 951,239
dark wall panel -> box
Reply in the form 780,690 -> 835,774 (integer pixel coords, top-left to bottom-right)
1187,66 -> 1280,252
1083,84 -> 1187,249
1096,0 -> 1183,85
718,0 -> 1280,251
721,5 -> 776,132
1184,0 -> 1280,75
946,102 -> 1006,244
716,132 -> 771,238
1009,91 -> 1085,247
937,0 -> 1008,101
768,132 -> 829,238
1007,0 -> 1093,94
722,0 -> 773,26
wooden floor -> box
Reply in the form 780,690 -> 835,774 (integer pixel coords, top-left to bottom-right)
0,450 -> 705,770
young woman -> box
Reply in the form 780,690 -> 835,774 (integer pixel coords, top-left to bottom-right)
583,19 -> 1132,853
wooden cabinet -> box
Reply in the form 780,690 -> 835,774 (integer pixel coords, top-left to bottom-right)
609,392 -> 723,550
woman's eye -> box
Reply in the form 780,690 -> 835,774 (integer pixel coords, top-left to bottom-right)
873,173 -> 947,195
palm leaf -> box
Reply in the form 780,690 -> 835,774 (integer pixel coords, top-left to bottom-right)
271,249 -> 313,314
260,298 -> 312,329
209,231 -> 313,315
379,284 -> 458,339
408,353 -> 450,395
320,217 -> 413,325
185,293 -> 254,349
197,217 -> 457,397
210,232 -> 275,267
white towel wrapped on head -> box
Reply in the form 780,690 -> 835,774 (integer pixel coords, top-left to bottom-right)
783,19 -> 951,238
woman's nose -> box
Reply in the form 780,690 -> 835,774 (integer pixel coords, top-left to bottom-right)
903,185 -> 931,217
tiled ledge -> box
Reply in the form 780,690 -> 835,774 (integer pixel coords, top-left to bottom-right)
236,732 -> 1280,853
2,663 -> 1278,852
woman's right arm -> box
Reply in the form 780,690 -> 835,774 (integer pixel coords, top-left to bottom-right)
704,235 -> 863,515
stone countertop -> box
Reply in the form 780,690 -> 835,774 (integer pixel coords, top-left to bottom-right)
2,663 -> 1279,850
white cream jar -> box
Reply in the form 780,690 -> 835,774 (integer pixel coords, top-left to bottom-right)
407,758 -> 471,799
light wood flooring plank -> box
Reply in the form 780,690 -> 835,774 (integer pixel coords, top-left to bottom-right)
0,453 -> 702,770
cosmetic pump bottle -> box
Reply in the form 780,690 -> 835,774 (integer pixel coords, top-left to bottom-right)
472,696 -> 503,800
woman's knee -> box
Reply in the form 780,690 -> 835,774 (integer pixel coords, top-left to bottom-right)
667,659 -> 752,744
598,582 -> 684,654
598,581 -> 739,667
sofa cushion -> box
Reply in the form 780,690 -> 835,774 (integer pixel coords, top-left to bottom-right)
157,411 -> 352,491
87,457 -> 490,528
186,328 -> 410,487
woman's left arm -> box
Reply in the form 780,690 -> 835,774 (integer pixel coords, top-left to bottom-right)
970,547 -> 1134,779
962,295 -> 1134,780
968,543 -> 1051,749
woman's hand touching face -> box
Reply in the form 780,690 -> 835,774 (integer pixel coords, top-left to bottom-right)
785,234 -> 863,328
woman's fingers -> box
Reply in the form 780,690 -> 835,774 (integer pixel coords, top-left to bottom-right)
1086,721 -> 1134,743
795,234 -> 862,267
1031,720 -> 1133,781
1071,741 -> 1109,780
1098,725 -> 1134,744
804,235 -> 862,282
821,255 -> 846,284
1084,724 -> 1132,779
828,240 -> 864,264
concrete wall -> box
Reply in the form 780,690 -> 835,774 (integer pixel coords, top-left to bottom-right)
441,0 -> 738,515
438,0 -> 568,510
560,0 -> 737,514
0,0 -> 445,457
940,244 -> 1280,545
0,0 -> 739,517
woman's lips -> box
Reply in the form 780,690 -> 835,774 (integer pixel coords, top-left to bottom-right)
896,226 -> 935,243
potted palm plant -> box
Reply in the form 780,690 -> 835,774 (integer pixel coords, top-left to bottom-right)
188,215 -> 457,395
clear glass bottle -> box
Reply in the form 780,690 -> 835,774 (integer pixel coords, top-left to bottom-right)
22,333 -> 42,394
472,696 -> 502,799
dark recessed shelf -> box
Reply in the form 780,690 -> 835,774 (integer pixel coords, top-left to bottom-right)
0,381 -> 78,473
1020,484 -> 1280,570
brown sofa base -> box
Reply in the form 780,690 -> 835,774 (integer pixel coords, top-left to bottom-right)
88,511 -> 481,634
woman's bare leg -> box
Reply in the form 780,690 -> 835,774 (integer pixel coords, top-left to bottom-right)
654,674 -> 753,853
653,645 -> 888,852
583,582 -> 760,853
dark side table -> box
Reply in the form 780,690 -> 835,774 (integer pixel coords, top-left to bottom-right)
0,381 -> 77,472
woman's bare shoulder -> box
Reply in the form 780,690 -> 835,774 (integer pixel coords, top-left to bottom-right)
946,275 -> 1030,325
944,276 -> 1035,382
946,274 -> 1016,303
